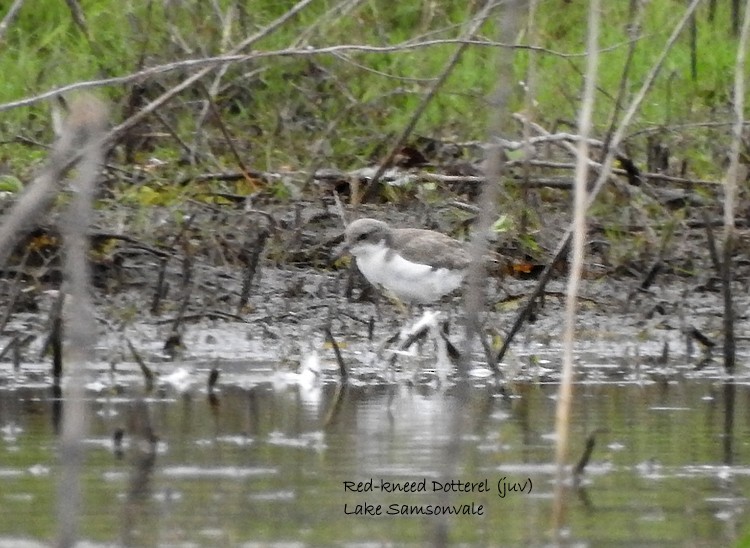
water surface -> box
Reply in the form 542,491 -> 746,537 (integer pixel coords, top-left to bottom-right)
0,355 -> 748,546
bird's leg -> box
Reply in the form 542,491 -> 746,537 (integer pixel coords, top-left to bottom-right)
380,287 -> 411,317
439,312 -> 461,362
374,288 -> 415,368
432,320 -> 450,385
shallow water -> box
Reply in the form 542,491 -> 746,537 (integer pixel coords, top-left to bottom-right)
0,353 -> 749,547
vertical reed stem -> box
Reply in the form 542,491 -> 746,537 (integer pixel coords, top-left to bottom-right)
722,0 -> 750,375
552,0 -> 599,534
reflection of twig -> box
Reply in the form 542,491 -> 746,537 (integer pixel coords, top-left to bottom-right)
121,400 -> 158,546
323,382 -> 347,428
573,429 -> 605,481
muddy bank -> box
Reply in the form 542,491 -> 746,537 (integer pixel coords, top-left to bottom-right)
1,185 -> 745,386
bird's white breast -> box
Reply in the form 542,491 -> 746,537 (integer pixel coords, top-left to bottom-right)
353,241 -> 465,304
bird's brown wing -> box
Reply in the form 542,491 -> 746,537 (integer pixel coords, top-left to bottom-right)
391,228 -> 472,270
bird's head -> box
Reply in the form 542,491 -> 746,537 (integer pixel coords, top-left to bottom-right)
338,218 -> 391,258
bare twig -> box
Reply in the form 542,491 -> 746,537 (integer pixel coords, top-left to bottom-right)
174,159 -> 720,188
198,81 -> 253,176
325,325 -> 348,380
358,1 -> 498,204
0,0 -> 24,43
702,209 -> 721,274
107,0 -> 316,145
0,103 -> 100,266
552,0 -> 599,535
151,214 -> 195,316
63,0 -> 89,37
189,4 -> 236,163
434,1 -> 521,545
237,228 -> 269,314
496,0 -> 704,363
602,0 -> 645,151
0,37 -> 639,113
520,0 -> 540,236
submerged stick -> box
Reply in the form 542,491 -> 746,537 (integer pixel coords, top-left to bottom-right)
126,338 -> 154,393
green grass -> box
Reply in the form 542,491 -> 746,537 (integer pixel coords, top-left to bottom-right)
0,0 -> 745,184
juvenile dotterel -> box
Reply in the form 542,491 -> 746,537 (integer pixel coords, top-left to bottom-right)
342,218 -> 473,304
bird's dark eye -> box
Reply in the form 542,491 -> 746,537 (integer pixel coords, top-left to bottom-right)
356,233 -> 368,242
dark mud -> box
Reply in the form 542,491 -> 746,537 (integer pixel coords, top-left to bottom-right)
1,181 -> 747,388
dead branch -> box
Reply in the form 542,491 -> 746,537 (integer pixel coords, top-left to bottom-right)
0,0 -> 24,43
358,0 -> 498,203
0,39 -> 637,114
496,0 -> 704,363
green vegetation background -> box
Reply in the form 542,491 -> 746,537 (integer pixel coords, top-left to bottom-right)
0,1 -> 744,191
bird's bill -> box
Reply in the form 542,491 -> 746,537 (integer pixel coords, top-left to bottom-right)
331,240 -> 351,262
